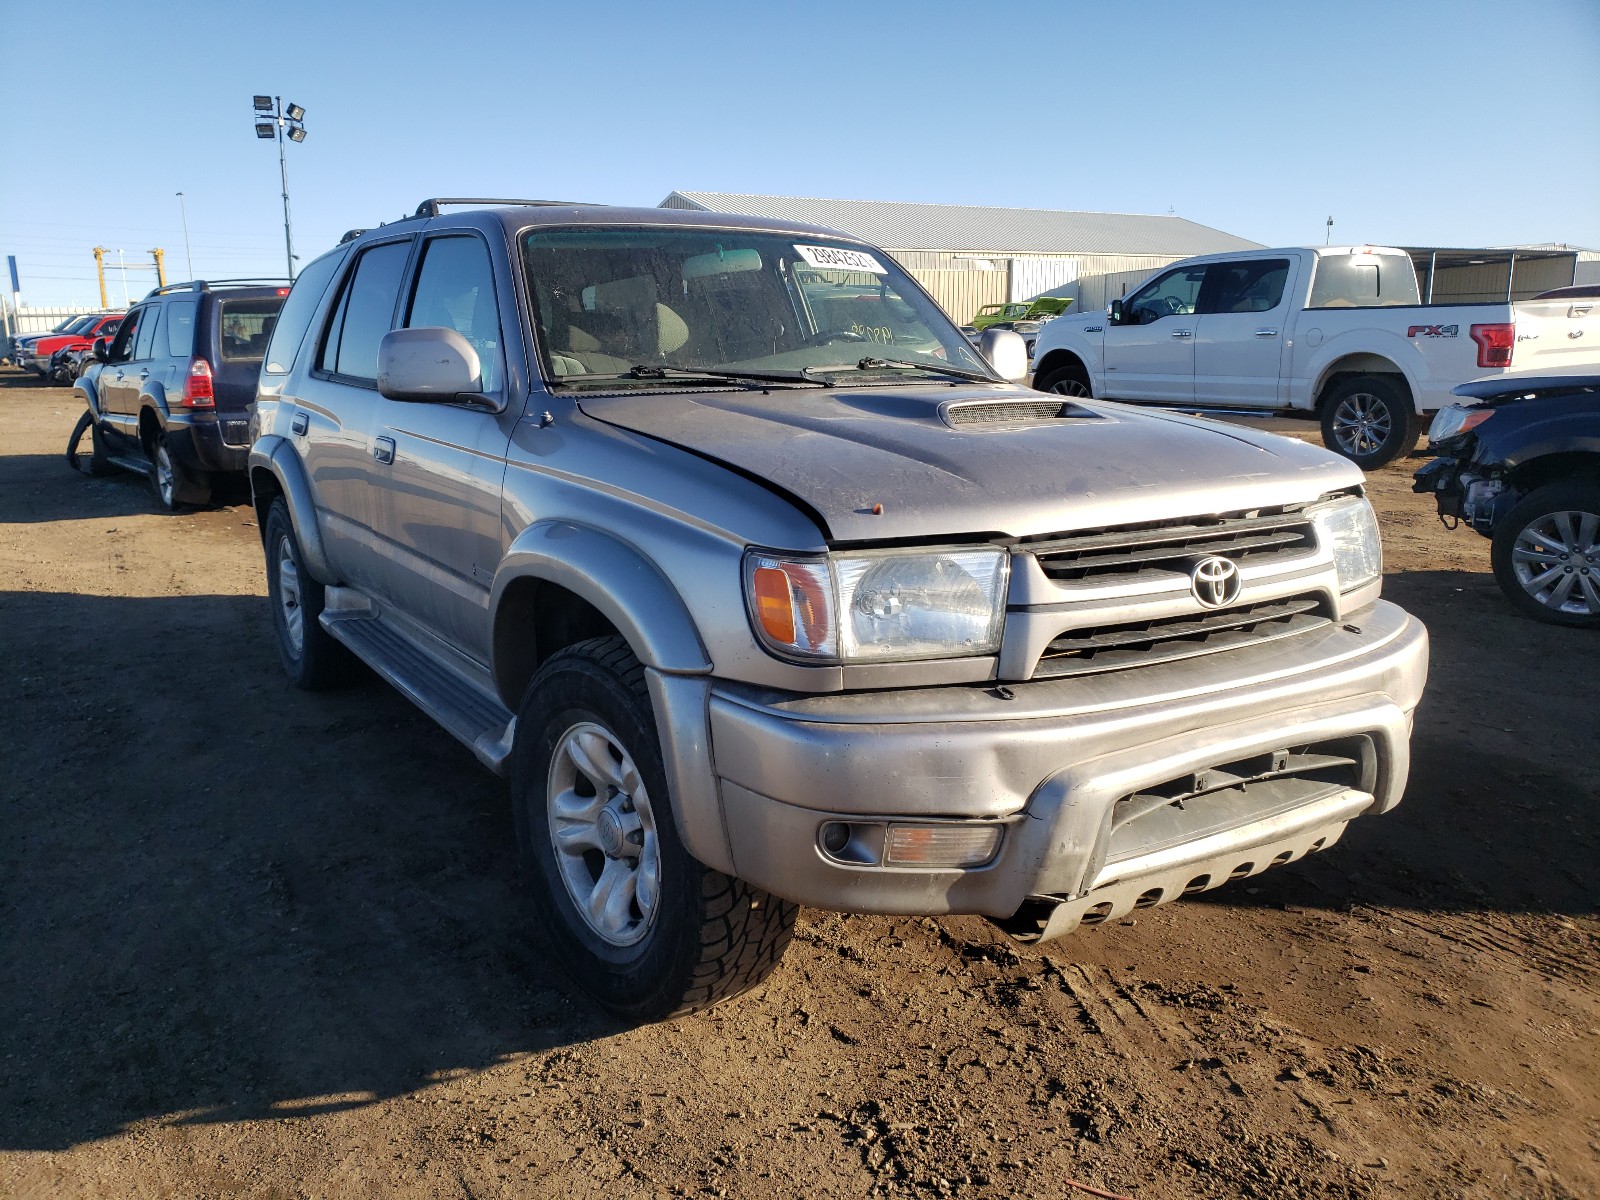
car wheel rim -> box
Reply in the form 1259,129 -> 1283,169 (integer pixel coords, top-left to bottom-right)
155,445 -> 175,506
1511,509 -> 1600,616
1050,378 -> 1090,399
547,720 -> 660,949
275,535 -> 305,653
1331,393 -> 1391,457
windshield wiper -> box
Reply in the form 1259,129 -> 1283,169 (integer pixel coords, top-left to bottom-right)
626,364 -> 826,387
833,356 -> 998,383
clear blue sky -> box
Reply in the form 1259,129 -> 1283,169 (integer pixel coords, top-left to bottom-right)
3,0 -> 1596,308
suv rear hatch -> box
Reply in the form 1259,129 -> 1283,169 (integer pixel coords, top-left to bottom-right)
208,290 -> 288,413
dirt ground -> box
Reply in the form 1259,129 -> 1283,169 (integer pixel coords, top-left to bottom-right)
1,368 -> 1596,1200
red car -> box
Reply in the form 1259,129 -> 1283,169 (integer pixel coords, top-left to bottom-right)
23,312 -> 124,377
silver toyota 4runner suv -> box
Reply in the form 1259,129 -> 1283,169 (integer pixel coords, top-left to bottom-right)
249,198 -> 1429,1021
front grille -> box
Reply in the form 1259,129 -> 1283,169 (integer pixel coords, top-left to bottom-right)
1028,509 -> 1317,582
1032,596 -> 1330,679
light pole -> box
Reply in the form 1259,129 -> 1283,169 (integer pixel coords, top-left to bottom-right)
175,192 -> 194,280
252,95 -> 307,280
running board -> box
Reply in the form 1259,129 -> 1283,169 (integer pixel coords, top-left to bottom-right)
321,612 -> 517,775
106,452 -> 153,476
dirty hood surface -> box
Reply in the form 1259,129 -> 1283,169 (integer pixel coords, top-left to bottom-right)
577,384 -> 1363,543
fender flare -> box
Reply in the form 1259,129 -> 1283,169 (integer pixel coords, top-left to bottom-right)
248,434 -> 335,583
1306,338 -> 1421,412
490,520 -> 712,679
135,386 -> 173,447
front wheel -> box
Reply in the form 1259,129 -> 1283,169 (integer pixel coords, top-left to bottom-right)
264,499 -> 355,688
1319,375 -> 1419,469
512,637 -> 796,1021
1490,482 -> 1600,627
1033,364 -> 1092,398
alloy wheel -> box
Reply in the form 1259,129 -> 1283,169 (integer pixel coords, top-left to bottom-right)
1330,393 -> 1392,457
1510,509 -> 1600,617
276,536 -> 305,653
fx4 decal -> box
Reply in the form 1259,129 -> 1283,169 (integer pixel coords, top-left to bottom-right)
1406,324 -> 1459,338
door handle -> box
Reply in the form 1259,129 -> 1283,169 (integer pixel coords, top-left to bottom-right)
114,370 -> 125,379
1170,329 -> 1193,339
1254,328 -> 1279,337
373,437 -> 396,464
138,368 -> 150,377
291,412 -> 309,436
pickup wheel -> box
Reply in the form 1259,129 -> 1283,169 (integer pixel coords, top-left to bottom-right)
149,431 -> 211,509
264,499 -> 355,689
1319,375 -> 1419,469
1490,482 -> 1600,627
512,636 -> 797,1021
1034,364 -> 1092,398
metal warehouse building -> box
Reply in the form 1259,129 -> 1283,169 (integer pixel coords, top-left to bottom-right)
660,191 -> 1260,324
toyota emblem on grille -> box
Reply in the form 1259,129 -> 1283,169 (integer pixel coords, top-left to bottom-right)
1190,556 -> 1242,608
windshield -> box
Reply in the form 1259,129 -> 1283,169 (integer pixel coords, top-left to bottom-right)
522,227 -> 991,386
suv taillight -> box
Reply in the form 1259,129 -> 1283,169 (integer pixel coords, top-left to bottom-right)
1469,323 -> 1515,368
181,357 -> 215,407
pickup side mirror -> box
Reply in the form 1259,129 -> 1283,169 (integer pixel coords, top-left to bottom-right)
92,337 -> 111,362
975,328 -> 1030,382
376,327 -> 488,404
1108,299 -> 1123,326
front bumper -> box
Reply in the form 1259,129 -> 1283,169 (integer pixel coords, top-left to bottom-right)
704,600 -> 1427,937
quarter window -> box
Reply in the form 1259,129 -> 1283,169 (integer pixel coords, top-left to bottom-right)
404,236 -> 502,392
320,240 -> 412,381
165,301 -> 197,358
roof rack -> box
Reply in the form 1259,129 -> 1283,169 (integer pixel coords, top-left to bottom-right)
412,197 -> 603,219
339,228 -> 369,244
142,277 -> 293,299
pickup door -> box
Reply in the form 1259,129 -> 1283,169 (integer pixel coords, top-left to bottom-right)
1192,256 -> 1300,408
1102,262 -> 1207,404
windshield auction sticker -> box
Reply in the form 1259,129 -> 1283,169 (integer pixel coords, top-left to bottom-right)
794,244 -> 887,274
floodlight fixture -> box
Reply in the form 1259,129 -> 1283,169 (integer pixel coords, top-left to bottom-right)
255,122 -> 276,139
287,126 -> 306,143
249,92 -> 309,281
285,103 -> 305,122
253,95 -> 274,111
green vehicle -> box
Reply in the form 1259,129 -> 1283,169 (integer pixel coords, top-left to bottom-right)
970,296 -> 1074,331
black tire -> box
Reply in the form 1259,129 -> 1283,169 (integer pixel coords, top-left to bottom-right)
511,636 -> 796,1021
1033,363 -> 1092,398
1490,481 -> 1600,628
66,410 -> 112,476
1319,374 -> 1419,469
263,498 -> 355,688
149,431 -> 211,509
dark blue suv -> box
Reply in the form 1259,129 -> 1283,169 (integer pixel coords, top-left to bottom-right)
73,279 -> 289,508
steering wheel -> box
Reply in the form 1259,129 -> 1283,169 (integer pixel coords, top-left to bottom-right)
799,329 -> 869,348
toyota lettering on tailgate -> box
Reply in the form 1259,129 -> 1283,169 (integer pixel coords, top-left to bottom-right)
1407,324 -> 1459,338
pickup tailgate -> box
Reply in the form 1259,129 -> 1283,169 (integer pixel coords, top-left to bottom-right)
1511,296 -> 1600,372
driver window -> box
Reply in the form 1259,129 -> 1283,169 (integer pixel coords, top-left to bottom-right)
107,308 -> 142,362
1124,266 -> 1207,325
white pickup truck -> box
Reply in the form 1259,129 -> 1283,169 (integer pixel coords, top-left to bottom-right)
1030,245 -> 1599,467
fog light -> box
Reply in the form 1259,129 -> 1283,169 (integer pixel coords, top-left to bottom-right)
820,822 -> 850,854
885,824 -> 1002,867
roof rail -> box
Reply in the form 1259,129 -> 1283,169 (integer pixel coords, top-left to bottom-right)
141,277 -> 293,299
339,228 -> 369,244
412,197 -> 603,219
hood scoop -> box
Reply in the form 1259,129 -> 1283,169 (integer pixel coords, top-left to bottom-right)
942,397 -> 1100,429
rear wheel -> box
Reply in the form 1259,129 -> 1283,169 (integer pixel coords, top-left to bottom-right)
1319,374 -> 1419,469
149,432 -> 211,509
1490,482 -> 1600,627
1034,364 -> 1092,398
512,637 -> 797,1021
264,499 -> 355,688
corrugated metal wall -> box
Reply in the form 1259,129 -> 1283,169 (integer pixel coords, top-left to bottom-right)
906,268 -> 1009,324
1420,257 -> 1574,303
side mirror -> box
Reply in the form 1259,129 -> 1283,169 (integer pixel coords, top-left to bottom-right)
1108,299 -> 1123,326
93,337 -> 110,362
975,328 -> 1030,383
376,327 -> 487,404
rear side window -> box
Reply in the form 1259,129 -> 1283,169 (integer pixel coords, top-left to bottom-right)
165,301 -> 197,357
320,240 -> 412,381
1308,253 -> 1421,308
264,248 -> 347,375
1201,259 -> 1290,314
404,235 -> 503,391
134,306 -> 162,360
218,297 -> 286,362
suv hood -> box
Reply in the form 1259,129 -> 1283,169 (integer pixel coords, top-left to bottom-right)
577,385 -> 1362,543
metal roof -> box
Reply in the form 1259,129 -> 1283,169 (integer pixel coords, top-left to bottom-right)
661,191 -> 1262,257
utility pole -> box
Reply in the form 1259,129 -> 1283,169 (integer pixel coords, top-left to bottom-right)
92,247 -> 109,308
252,96 -> 307,280
150,248 -> 166,288
1325,216 -> 1334,246
175,192 -> 193,279
116,249 -> 128,307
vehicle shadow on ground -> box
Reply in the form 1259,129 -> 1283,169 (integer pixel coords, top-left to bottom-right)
0,592 -> 611,1152
1195,567 -> 1600,920
0,454 -> 250,523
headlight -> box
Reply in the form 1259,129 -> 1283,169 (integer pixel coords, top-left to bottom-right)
744,547 -> 1008,663
1309,496 -> 1382,593
1428,404 -> 1493,445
